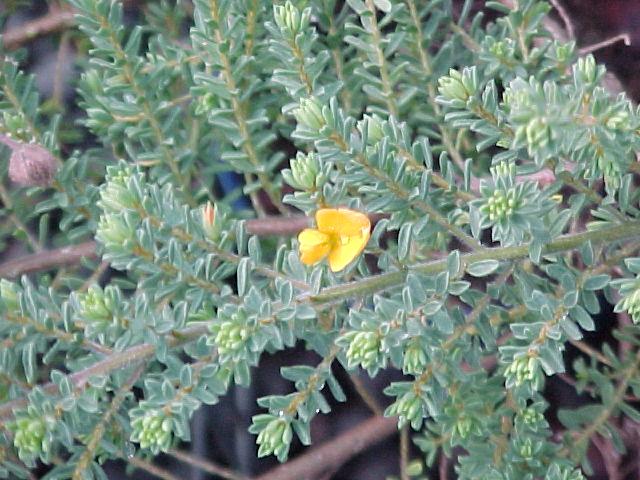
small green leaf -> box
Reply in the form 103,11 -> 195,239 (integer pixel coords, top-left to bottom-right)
467,259 -> 499,277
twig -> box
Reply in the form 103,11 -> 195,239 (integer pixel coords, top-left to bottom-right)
0,240 -> 97,278
0,214 -> 387,278
2,9 -> 76,50
0,323 -> 209,420
72,362 -> 146,480
348,372 -> 383,416
126,455 -> 183,480
255,416 -> 398,480
167,449 -> 251,480
549,0 -> 575,40
579,33 -> 632,55
400,425 -> 410,480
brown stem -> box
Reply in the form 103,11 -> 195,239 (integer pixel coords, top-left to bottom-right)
167,449 -> 251,480
2,9 -> 76,50
0,214 -> 387,278
255,416 -> 398,480
0,323 -> 208,420
0,241 -> 97,278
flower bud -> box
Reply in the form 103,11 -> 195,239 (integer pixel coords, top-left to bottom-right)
575,54 -> 597,84
274,2 -> 309,36
294,97 -> 326,132
282,152 -> 320,190
525,116 -> 550,152
202,201 -> 221,241
0,135 -> 57,187
131,410 -> 174,453
357,114 -> 385,145
344,330 -> 381,369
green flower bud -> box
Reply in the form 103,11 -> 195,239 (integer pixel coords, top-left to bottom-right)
387,392 -> 423,428
491,161 -> 516,180
438,69 -> 470,104
212,321 -> 250,356
403,340 -> 428,375
77,285 -> 113,322
96,214 -> 135,246
131,410 -> 174,454
357,114 -> 385,145
99,166 -> 137,213
294,97 -> 326,132
256,418 -> 292,459
519,437 -> 534,459
2,112 -> 31,142
274,2 -> 309,37
345,331 -> 381,370
525,116 -> 551,152
505,355 -> 540,388
282,152 -> 320,190
606,109 -> 630,130
481,188 -> 519,223
10,410 -> 53,463
617,285 -> 640,323
575,54 -> 597,84
520,406 -> 544,426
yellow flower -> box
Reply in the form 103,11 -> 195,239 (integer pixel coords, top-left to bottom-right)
298,208 -> 371,272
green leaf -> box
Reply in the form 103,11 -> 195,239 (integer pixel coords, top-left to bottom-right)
467,260 -> 499,277
583,274 -> 610,291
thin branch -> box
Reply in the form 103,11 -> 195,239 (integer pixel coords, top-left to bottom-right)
0,323 -> 209,420
0,240 -> 97,278
126,455 -> 183,480
72,362 -> 146,480
2,9 -> 76,50
167,449 -> 251,480
549,0 -> 575,40
4,223 -> 640,421
0,214 -> 388,278
348,372 -> 383,416
579,33 -> 632,55
400,426 -> 410,480
255,416 -> 398,480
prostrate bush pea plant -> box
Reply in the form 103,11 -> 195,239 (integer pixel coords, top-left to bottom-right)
1,0 -> 640,478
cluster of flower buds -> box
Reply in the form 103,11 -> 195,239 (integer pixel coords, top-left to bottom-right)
130,410 -> 174,454
256,417 -> 293,459
211,320 -> 250,357
10,409 -> 53,463
402,340 -> 428,375
282,152 -> 321,191
274,1 -> 310,38
504,355 -> 540,388
437,67 -> 477,108
386,392 -> 423,429
343,330 -> 381,370
293,97 -> 326,132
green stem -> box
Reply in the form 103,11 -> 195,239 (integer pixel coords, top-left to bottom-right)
363,0 -> 398,117
5,222 -> 639,422
309,220 -> 640,304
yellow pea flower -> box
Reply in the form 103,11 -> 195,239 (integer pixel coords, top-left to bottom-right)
298,208 -> 371,272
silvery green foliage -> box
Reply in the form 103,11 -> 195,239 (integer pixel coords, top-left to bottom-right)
1,1 -> 640,479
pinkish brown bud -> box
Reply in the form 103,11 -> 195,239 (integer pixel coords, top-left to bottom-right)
0,135 -> 58,187
203,201 -> 215,227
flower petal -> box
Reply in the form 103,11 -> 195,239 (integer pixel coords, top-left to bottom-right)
328,228 -> 370,272
316,208 -> 370,236
298,228 -> 331,265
